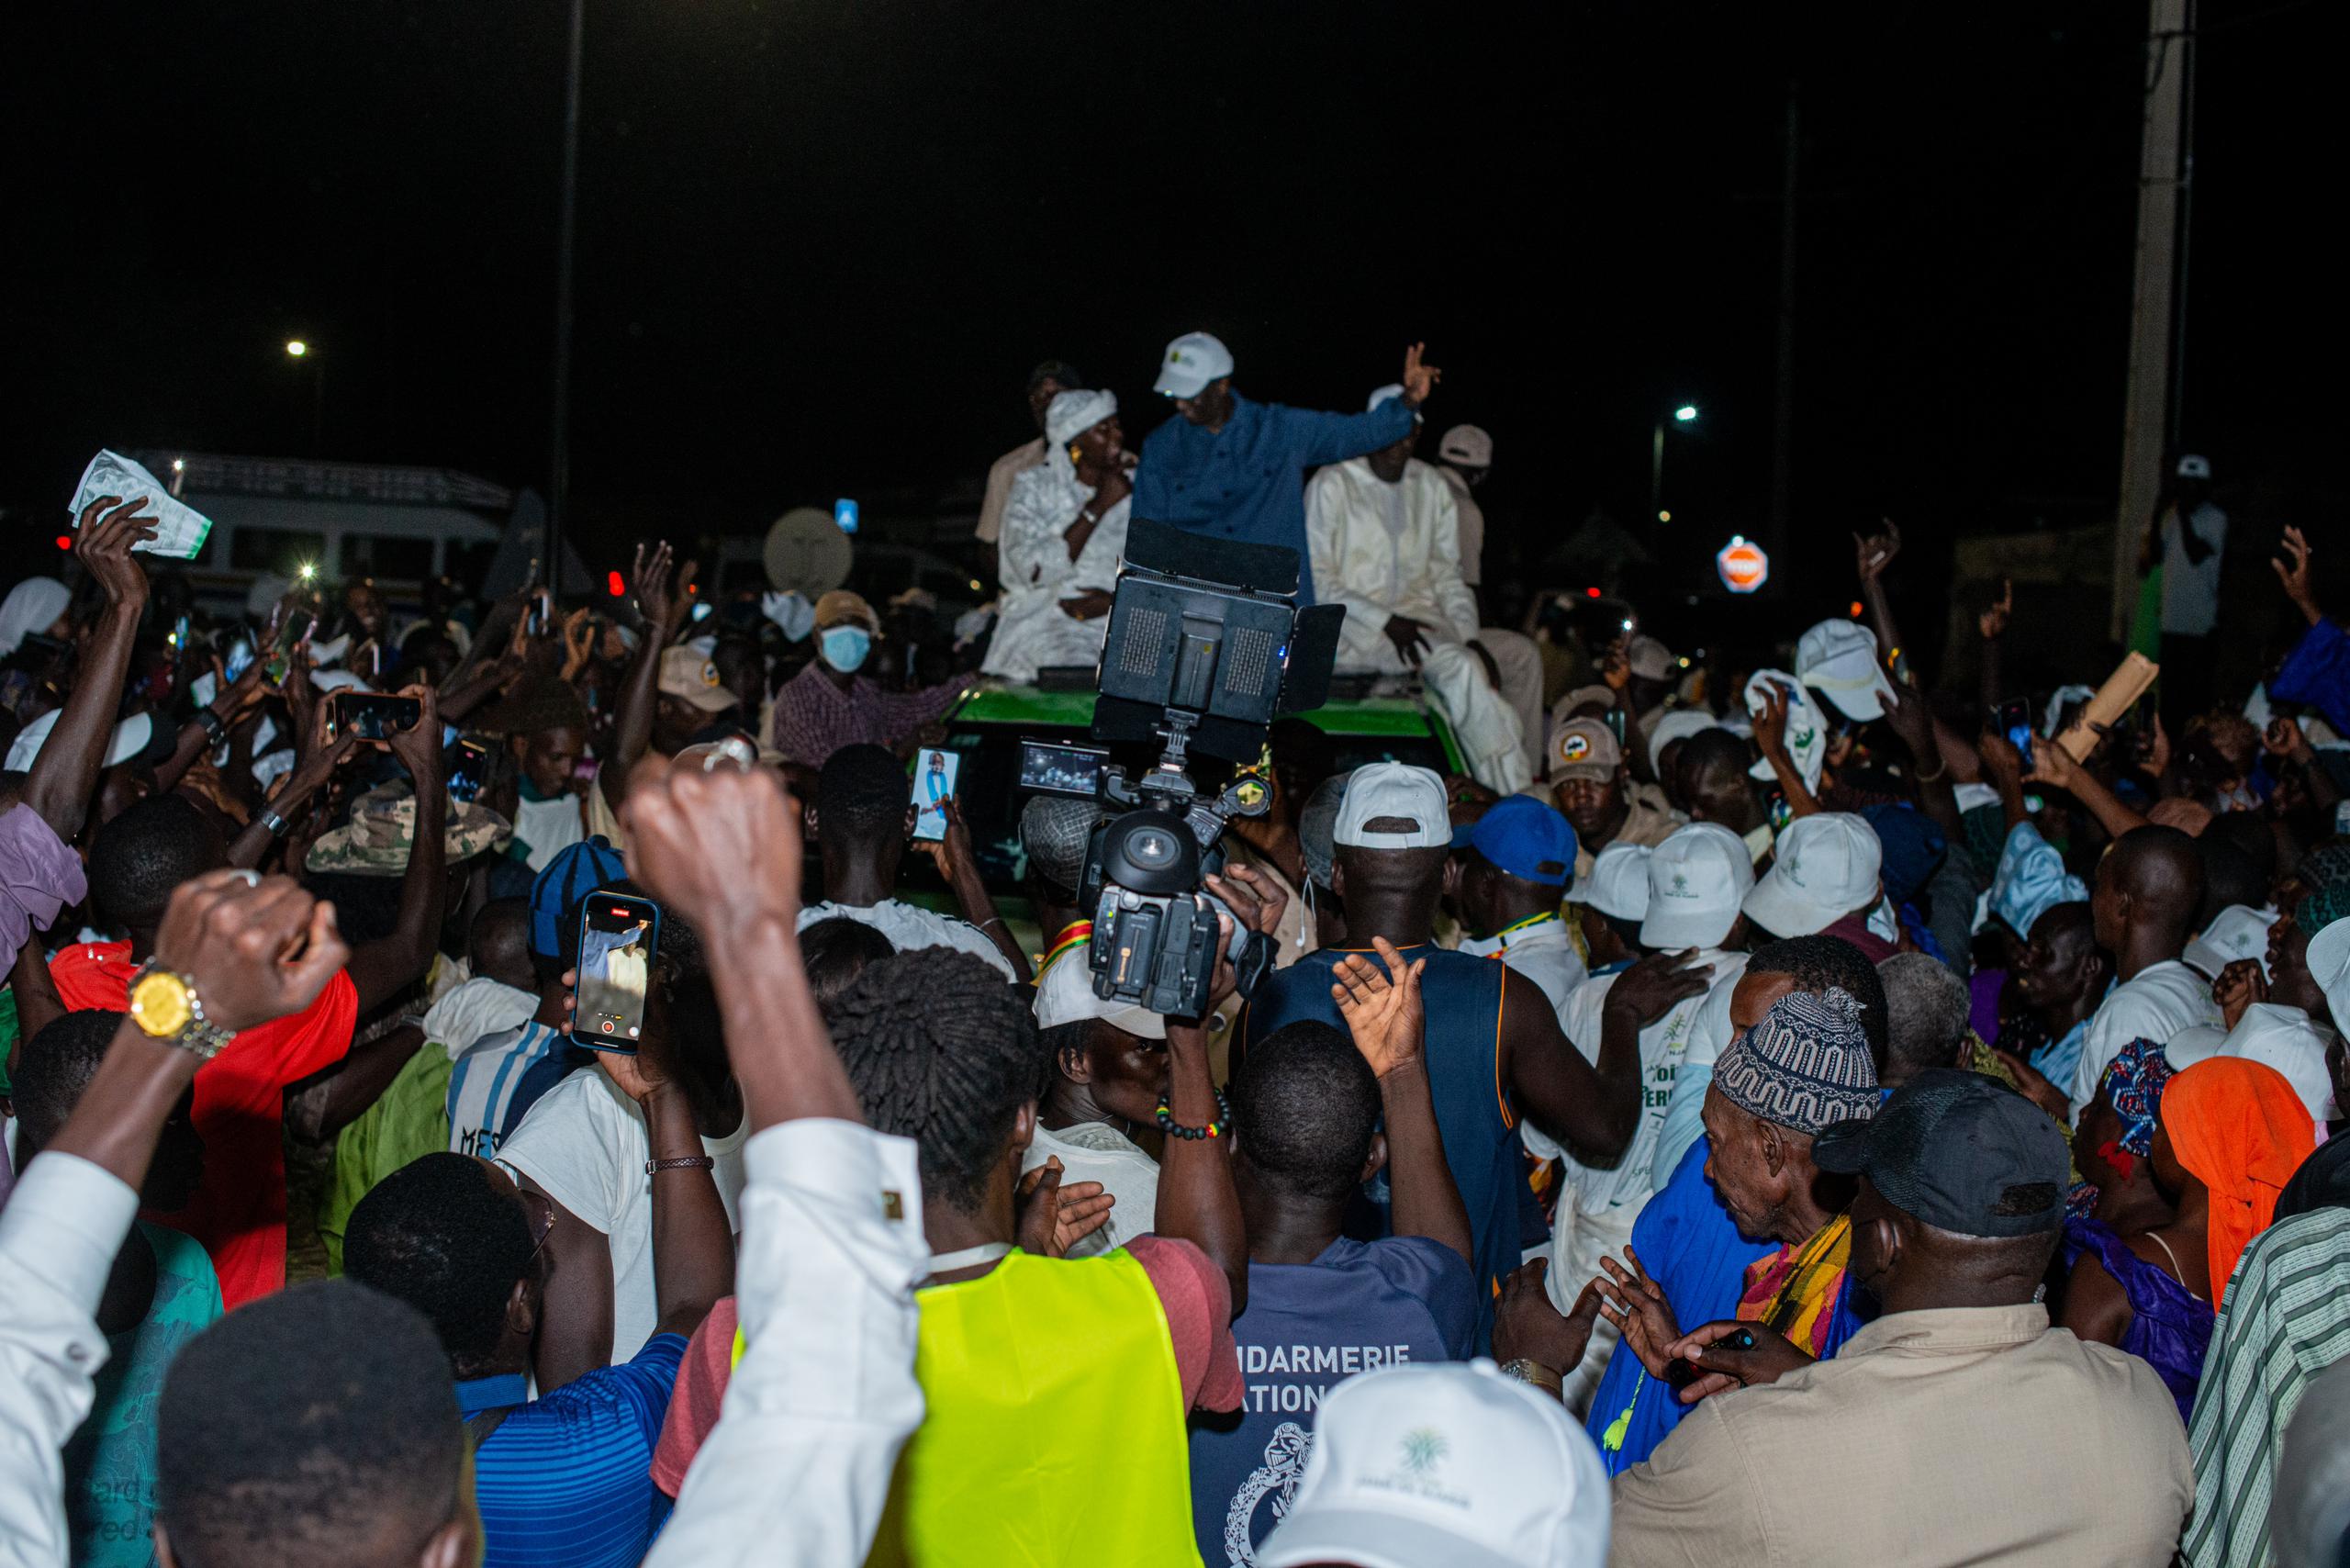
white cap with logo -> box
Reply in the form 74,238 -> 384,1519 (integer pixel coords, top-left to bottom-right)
1335,762 -> 1451,850
1154,330 -> 1236,398
1795,618 -> 1899,722
1742,812 -> 1883,938
1640,822 -> 1755,949
1033,940 -> 1166,1039
2181,903 -> 2278,981
1570,842 -> 1653,922
1257,1360 -> 1609,1568
1438,424 -> 1493,467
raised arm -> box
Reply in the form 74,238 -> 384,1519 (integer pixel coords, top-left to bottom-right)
1853,522 -> 1904,666
1290,342 -> 1439,467
20,499 -> 154,842
1750,682 -> 1821,820
1506,952 -> 1706,1157
921,797 -> 1029,982
2027,738 -> 2148,842
1332,942 -> 1472,1264
601,542 -> 688,812
341,686 -> 448,1014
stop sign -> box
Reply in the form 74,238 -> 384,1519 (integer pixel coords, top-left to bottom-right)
1717,536 -> 1770,594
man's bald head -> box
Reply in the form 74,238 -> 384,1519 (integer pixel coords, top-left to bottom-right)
2094,825 -> 2205,954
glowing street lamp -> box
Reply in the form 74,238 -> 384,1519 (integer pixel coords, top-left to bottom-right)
1651,404 -> 1700,523
285,339 -> 308,358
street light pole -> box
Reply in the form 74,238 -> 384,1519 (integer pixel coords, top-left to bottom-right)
547,0 -> 585,601
1650,405 -> 1697,524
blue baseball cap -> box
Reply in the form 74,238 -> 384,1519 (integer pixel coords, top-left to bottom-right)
1450,795 -> 1577,888
531,836 -> 628,958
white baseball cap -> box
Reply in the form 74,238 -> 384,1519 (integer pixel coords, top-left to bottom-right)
2220,1002 -> 2336,1126
1257,1361 -> 1609,1568
1335,762 -> 1450,849
2177,454 -> 2212,479
1570,842 -> 1653,923
1438,425 -> 1493,467
1794,618 -> 1898,722
1742,812 -> 1883,938
1153,330 -> 1236,398
2182,903 -> 2279,981
1033,940 -> 1166,1039
2164,1022 -> 2227,1070
1367,383 -> 1409,412
5,709 -> 153,773
1640,822 -> 1754,949
2311,917 -> 2350,1038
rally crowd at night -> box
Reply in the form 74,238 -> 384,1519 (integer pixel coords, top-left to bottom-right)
5,330 -> 2350,1568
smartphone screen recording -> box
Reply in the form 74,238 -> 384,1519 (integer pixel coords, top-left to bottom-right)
576,894 -> 660,1049
1997,698 -> 2035,771
912,748 -> 960,842
325,692 -> 423,743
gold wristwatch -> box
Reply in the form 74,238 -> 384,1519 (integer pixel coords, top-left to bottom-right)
127,962 -> 237,1059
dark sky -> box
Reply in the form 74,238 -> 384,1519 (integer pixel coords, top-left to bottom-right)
3,2 -> 2336,634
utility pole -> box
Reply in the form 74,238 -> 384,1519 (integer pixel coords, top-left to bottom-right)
1766,80 -> 1799,565
2109,0 -> 2193,640
548,0 -> 585,601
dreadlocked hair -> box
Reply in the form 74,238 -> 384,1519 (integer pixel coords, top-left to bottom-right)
827,948 -> 1045,1215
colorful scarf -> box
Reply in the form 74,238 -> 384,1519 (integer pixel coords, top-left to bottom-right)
2101,1037 -> 2176,1164
2165,1057 -> 2317,1307
1739,1212 -> 1852,1356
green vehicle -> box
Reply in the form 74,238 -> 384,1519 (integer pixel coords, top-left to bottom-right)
896,685 -> 1466,948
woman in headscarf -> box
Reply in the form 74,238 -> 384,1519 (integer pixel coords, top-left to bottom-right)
2163,1055 -> 2316,1307
2057,1039 -> 2212,1421
980,389 -> 1130,683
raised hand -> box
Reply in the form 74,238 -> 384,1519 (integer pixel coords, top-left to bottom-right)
2265,715 -> 2314,765
1015,1158 -> 1114,1259
1328,936 -> 1427,1079
917,796 -> 979,884
1399,342 -> 1441,404
632,540 -> 682,637
151,868 -> 350,1033
1853,520 -> 1902,587
75,495 -> 159,610
1751,681 -> 1792,758
2213,958 -> 2267,1032
621,757 -> 803,935
1978,577 -> 2014,641
2272,525 -> 2319,625
382,683 -> 442,783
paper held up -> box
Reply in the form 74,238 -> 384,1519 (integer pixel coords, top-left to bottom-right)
69,450 -> 214,560
2054,651 -> 2159,762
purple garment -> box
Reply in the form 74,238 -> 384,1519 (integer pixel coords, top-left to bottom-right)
0,802 -> 86,974
2060,1215 -> 2214,1424
1969,968 -> 2006,1050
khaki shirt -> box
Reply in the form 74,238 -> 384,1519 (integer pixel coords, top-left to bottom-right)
1608,1304 -> 2191,1568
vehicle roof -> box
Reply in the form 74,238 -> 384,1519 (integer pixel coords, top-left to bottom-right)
947,685 -> 1459,743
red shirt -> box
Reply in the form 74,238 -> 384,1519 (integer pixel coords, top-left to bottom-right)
49,940 -> 358,1309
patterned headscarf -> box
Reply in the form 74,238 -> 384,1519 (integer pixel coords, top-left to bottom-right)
2098,1036 -> 2177,1161
1713,986 -> 1880,1136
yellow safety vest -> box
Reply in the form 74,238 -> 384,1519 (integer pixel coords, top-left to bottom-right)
735,1246 -> 1201,1567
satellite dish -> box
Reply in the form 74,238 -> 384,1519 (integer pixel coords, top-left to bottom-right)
764,507 -> 852,596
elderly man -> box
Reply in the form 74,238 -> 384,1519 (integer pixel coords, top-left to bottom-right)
770,590 -> 966,767
975,359 -> 1082,555
1550,717 -> 1683,882
1305,386 -> 1544,792
1133,332 -> 1438,605
1608,1071 -> 2192,1567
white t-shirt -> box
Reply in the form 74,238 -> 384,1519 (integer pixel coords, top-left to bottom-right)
514,791 -> 586,872
2160,501 -> 2228,637
1539,946 -> 1749,1216
2069,958 -> 2223,1112
1458,917 -> 1588,1015
796,898 -> 1016,980
497,1069 -> 750,1365
1021,1121 -> 1160,1260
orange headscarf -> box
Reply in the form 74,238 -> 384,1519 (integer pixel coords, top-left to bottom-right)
2163,1057 -> 2317,1306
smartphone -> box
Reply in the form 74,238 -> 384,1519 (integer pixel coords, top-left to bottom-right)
172,612 -> 191,658
912,748 -> 960,841
576,893 -> 661,1049
325,691 -> 423,743
224,636 -> 255,684
264,613 -> 315,685
834,498 -> 860,535
1663,1327 -> 1756,1388
445,738 -> 490,802
1997,697 -> 2035,771
1019,739 -> 1109,799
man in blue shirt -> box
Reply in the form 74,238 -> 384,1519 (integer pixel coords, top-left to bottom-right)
345,1058 -> 732,1568
1133,332 -> 1441,599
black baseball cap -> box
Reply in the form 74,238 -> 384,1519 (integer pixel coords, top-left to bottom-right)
1813,1070 -> 2068,1238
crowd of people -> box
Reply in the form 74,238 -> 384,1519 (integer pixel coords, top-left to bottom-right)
2,330 -> 2348,1568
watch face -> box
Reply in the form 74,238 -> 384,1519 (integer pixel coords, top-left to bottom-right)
130,971 -> 194,1037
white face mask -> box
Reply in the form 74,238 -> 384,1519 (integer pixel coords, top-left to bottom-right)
819,626 -> 871,674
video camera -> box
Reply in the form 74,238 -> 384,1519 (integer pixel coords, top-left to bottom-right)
1021,520 -> 1343,1020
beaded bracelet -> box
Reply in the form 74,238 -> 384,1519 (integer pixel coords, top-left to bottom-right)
1155,1089 -> 1233,1141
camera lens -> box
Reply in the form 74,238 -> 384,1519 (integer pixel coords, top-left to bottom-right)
1126,826 -> 1180,869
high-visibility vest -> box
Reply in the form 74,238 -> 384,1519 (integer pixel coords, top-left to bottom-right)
736,1246 -> 1201,1567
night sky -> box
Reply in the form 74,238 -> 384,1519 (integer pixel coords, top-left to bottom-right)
4,2 -> 2337,654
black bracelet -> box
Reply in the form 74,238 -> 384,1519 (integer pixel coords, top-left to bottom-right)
1155,1088 -> 1233,1141
260,809 -> 290,838
195,708 -> 228,745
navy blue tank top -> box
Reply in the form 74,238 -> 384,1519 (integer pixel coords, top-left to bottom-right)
1240,945 -> 1514,1343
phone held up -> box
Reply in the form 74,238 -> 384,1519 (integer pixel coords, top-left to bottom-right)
912,748 -> 960,842
324,691 -> 423,744
576,892 -> 661,1052
1997,697 -> 2035,772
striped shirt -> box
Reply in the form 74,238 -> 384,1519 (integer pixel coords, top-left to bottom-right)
2183,1206 -> 2350,1568
448,1022 -> 567,1160
461,1333 -> 688,1568
767,660 -> 964,768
